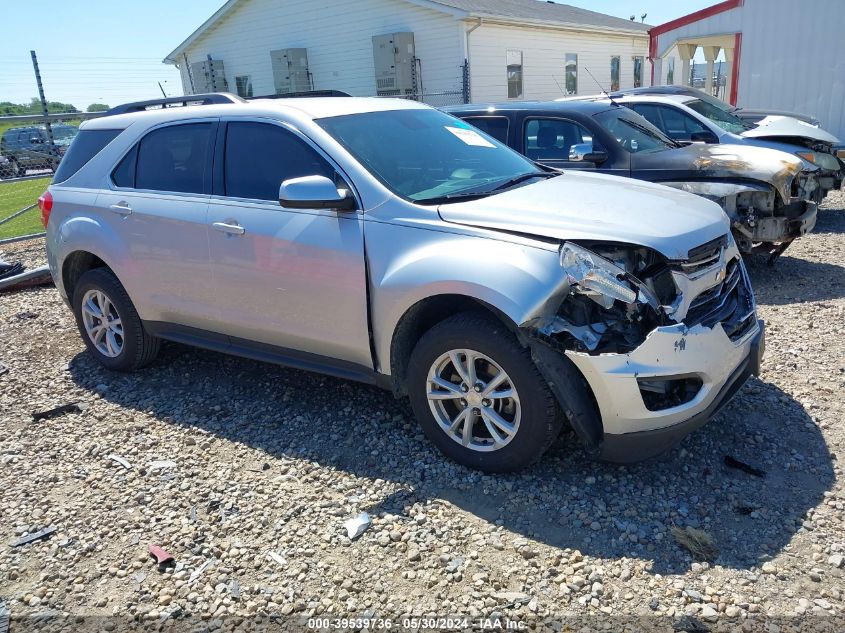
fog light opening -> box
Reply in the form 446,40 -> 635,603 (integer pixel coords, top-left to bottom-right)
638,376 -> 703,411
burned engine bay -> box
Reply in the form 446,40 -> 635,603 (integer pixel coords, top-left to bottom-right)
524,237 -> 755,359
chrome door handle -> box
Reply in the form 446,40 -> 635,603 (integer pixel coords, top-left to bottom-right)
212,221 -> 245,235
109,202 -> 132,215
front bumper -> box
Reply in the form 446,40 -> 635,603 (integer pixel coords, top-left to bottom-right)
566,317 -> 764,463
748,202 -> 817,243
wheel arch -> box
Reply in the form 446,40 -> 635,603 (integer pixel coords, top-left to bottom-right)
61,250 -> 112,302
388,294 -> 515,397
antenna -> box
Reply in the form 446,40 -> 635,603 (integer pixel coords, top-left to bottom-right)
583,66 -> 620,105
551,74 -> 566,96
641,12 -> 648,22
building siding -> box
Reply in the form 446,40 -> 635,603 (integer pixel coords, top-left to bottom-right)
651,0 -> 845,140
467,22 -> 649,102
175,0 -> 466,99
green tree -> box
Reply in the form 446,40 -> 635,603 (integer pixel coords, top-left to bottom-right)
86,103 -> 110,112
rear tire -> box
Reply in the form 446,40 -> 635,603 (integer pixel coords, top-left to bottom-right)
72,268 -> 160,372
407,312 -> 561,472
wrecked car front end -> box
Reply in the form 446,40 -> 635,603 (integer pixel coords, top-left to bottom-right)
651,144 -> 821,261
523,234 -> 763,462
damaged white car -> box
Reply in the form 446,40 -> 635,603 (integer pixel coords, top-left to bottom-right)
44,95 -> 764,472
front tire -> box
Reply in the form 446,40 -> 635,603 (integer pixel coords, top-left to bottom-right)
72,268 -> 160,372
407,312 -> 561,472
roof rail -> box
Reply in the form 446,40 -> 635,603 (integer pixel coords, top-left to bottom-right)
103,93 -> 244,116
249,90 -> 352,100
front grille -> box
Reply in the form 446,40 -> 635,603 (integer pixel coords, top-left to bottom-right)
684,256 -> 755,341
678,235 -> 728,274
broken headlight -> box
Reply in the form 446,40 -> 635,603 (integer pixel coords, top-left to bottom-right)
560,242 -> 657,309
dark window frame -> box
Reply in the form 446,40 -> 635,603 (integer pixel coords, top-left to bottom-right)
109,121 -> 216,195
216,119 -> 355,207
459,116 -> 511,145
521,115 -> 599,160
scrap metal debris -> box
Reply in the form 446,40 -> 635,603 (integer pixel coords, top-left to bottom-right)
11,525 -> 57,547
107,454 -> 131,469
148,545 -> 175,566
149,460 -> 177,470
0,261 -> 24,280
189,560 -> 213,584
0,598 -> 9,633
343,512 -> 371,540
0,265 -> 53,292
32,403 -> 82,421
724,455 -> 766,478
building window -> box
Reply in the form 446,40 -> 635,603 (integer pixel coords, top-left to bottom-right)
235,75 -> 253,98
610,56 -> 620,91
633,56 -> 644,88
667,58 -> 675,84
565,53 -> 578,95
507,50 -> 523,99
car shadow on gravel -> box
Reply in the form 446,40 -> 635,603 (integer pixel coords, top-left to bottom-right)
68,342 -> 834,577
745,255 -> 845,306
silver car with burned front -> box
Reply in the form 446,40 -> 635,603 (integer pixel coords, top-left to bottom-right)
43,93 -> 764,472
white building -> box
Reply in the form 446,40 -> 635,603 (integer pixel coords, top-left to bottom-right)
164,0 -> 649,105
648,0 -> 845,140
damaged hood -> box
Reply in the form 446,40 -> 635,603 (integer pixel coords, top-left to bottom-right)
742,115 -> 840,145
636,143 -> 807,203
438,172 -> 729,261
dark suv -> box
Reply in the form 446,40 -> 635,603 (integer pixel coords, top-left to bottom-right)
0,124 -> 78,177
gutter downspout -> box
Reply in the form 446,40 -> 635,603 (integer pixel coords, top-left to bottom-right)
464,18 -> 483,102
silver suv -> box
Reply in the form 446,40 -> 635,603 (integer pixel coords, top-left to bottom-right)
43,93 -> 764,472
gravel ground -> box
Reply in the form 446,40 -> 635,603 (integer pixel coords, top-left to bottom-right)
1,191 -> 844,632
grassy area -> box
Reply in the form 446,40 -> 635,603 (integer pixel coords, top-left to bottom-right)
0,176 -> 50,239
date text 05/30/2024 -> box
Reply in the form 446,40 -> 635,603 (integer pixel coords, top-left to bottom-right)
307,617 -> 527,630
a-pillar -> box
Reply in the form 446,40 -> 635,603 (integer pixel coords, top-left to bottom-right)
702,45 -> 721,95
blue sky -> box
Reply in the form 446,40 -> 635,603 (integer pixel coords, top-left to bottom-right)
0,0 -> 714,109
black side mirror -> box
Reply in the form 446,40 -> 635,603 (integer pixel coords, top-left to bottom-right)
690,131 -> 718,144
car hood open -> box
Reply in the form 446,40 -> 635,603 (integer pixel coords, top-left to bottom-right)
742,115 -> 840,145
438,171 -> 729,261
634,143 -> 807,203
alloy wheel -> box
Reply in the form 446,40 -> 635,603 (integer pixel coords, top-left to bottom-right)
80,289 -> 124,357
425,348 -> 521,452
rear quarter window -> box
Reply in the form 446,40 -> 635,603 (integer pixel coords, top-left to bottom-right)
53,129 -> 122,183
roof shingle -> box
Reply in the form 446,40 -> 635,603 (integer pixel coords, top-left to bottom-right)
428,0 -> 650,32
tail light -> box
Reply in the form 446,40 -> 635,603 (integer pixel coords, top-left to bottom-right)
38,190 -> 53,228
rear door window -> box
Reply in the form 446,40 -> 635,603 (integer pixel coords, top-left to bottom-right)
53,129 -> 122,183
135,123 -> 213,194
462,117 -> 510,144
223,121 -> 334,201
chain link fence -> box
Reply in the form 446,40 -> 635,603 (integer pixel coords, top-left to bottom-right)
0,112 -> 104,180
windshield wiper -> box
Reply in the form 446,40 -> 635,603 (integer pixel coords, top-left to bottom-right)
414,191 -> 497,205
489,171 -> 556,192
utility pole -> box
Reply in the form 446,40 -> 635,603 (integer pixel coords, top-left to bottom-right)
183,53 -> 196,94
30,50 -> 54,147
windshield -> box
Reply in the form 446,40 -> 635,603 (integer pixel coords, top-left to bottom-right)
685,99 -> 751,134
316,108 -> 544,203
594,107 -> 676,153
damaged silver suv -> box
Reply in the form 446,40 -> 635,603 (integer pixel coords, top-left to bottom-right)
43,94 -> 764,472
